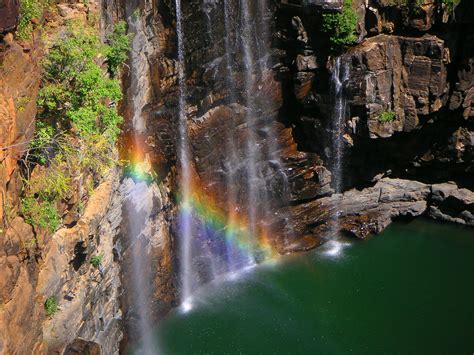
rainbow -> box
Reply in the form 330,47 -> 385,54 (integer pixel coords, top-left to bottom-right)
180,178 -> 278,260
124,137 -> 278,260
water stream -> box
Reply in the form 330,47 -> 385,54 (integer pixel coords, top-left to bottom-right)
176,0 -> 290,308
330,56 -> 349,195
174,0 -> 195,310
120,3 -> 158,353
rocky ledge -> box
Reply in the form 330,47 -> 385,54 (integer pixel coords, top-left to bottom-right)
284,178 -> 474,252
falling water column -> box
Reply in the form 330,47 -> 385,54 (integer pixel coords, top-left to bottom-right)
175,0 -> 194,310
330,57 -> 349,194
222,0 -> 243,272
239,0 -> 263,263
323,57 -> 351,257
118,2 -> 158,353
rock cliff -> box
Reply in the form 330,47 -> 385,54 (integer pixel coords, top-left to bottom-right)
0,0 -> 473,353
0,1 -> 126,353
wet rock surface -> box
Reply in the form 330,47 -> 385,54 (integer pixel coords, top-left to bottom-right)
0,0 -> 473,352
131,0 -> 473,253
284,178 -> 473,248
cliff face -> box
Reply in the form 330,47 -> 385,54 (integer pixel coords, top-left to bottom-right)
0,1 -> 125,353
0,6 -> 44,352
133,0 -> 473,253
273,0 -> 473,237
0,0 -> 473,352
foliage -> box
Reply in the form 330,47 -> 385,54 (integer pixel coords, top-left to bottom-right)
132,8 -> 140,21
38,24 -> 124,142
21,197 -> 60,233
15,96 -> 31,113
441,0 -> 460,12
21,132 -> 115,233
378,110 -> 397,122
44,296 -> 58,317
21,21 -> 130,233
106,21 -> 133,77
28,122 -> 57,165
28,162 -> 72,202
321,0 -> 358,48
17,0 -> 50,40
90,255 -> 103,267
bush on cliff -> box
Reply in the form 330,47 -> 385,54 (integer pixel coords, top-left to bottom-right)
38,23 -> 124,142
21,197 -> 60,233
378,110 -> 397,123
17,0 -> 51,40
106,21 -> 134,77
44,296 -> 58,317
322,0 -> 358,48
21,21 -> 131,234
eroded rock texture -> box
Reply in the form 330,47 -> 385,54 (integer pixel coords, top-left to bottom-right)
125,0 -> 473,255
0,2 -> 126,353
0,0 -> 19,34
276,0 -> 473,191
0,0 -> 473,352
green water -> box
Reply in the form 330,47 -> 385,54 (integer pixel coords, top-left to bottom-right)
155,219 -> 474,354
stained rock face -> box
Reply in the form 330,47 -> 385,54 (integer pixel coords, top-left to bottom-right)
37,173 -> 123,354
0,0 -> 19,34
284,178 -> 474,246
346,34 -> 449,138
275,0 -> 473,190
118,177 -> 176,345
0,2 -> 128,353
0,37 -> 42,221
0,172 -> 124,354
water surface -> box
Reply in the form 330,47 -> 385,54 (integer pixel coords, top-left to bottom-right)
155,219 -> 474,354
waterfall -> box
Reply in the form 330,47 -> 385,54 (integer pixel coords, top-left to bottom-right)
240,0 -> 291,247
324,56 -> 350,257
330,57 -> 349,194
240,0 -> 265,262
120,3 -> 158,353
222,0 -> 242,272
175,0 -> 290,309
174,0 -> 195,310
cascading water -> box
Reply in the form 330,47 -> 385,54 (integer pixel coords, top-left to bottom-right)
324,56 -> 351,257
330,57 -> 349,195
176,0 -> 291,309
240,0 -> 291,247
120,2 -> 158,353
174,0 -> 195,311
240,0 -> 261,261
222,0 -> 245,272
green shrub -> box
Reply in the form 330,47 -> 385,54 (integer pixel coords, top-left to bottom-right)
441,0 -> 460,12
21,197 -> 61,233
23,20 -> 130,234
106,21 -> 133,77
132,8 -> 140,21
17,0 -> 50,40
38,23 -> 125,143
378,110 -> 397,122
44,296 -> 58,317
322,0 -> 358,48
90,255 -> 103,267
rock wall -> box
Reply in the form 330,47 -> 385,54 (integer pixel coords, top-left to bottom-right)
124,0 -> 473,255
276,0 -> 473,191
0,0 -> 19,34
117,0 -> 473,256
103,0 -> 178,348
0,0 -> 472,352
0,1 -> 126,353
